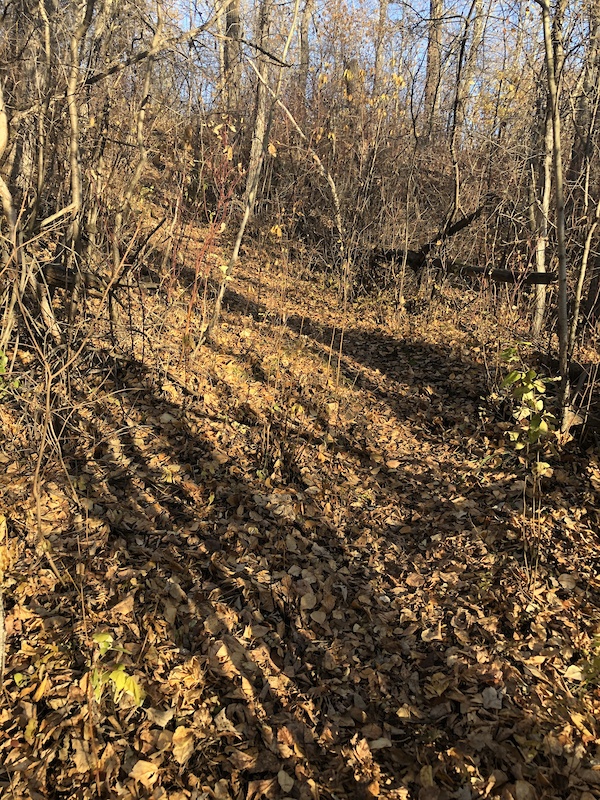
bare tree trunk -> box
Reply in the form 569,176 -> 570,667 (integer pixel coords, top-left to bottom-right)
0,84 -> 26,352
423,0 -> 443,140
535,0 -> 570,422
454,0 -> 483,132
65,0 -> 96,327
298,0 -> 314,118
567,0 -> 600,216
112,14 -> 163,281
373,0 -> 389,97
223,0 -> 242,113
207,0 -> 301,340
530,99 -> 553,337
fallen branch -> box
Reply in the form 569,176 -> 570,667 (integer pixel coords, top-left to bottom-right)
370,248 -> 557,285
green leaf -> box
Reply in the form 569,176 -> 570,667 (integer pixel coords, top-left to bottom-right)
500,346 -> 518,363
514,406 -> 531,420
501,370 -> 522,387
90,668 -> 110,702
93,632 -> 114,657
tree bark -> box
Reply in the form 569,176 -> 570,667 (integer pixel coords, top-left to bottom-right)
373,0 -> 389,97
529,97 -> 553,337
223,0 -> 242,113
298,0 -> 314,118
535,0 -> 570,423
423,0 -> 443,140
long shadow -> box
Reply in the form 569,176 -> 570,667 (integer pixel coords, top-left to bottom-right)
1,318 -> 598,799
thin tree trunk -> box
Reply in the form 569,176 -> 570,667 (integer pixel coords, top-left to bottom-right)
298,0 -> 313,118
454,0 -> 483,132
567,0 -> 600,216
223,0 -> 242,113
423,0 -> 443,140
65,0 -> 96,326
530,100 -> 552,337
207,0 -> 301,340
535,0 -> 570,421
373,0 -> 389,97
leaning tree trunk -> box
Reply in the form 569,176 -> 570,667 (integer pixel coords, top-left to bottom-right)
423,0 -> 443,140
207,0 -> 301,339
535,0 -> 570,423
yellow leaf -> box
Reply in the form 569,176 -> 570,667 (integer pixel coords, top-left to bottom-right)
268,142 -> 277,157
564,664 -> 583,681
33,676 -> 51,702
24,718 -> 37,745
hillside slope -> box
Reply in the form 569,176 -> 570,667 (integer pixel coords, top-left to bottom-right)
1,248 -> 599,800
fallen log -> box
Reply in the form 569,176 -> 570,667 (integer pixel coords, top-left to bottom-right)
42,262 -> 107,295
370,249 -> 557,285
435,259 -> 557,285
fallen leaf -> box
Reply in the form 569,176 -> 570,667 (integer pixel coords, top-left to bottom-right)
129,759 -> 159,788
369,737 -> 392,750
172,726 -> 195,764
277,769 -> 294,793
300,592 -> 317,610
72,739 -> 94,773
564,664 -> 583,681
111,593 -> 135,615
146,706 -> 175,727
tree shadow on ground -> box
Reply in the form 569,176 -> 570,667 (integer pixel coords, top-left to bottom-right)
1,309 -> 598,799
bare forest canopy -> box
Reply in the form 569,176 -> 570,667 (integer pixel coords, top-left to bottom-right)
3,0 -> 600,368
2,0 -> 600,798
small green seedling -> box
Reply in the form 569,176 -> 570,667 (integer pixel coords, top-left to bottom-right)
500,344 -> 557,449
90,631 -> 145,707
0,351 -> 20,400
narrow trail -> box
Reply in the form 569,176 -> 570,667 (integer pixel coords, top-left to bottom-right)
1,255 -> 599,799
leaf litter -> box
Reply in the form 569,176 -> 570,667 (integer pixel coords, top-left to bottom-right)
0,252 -> 599,800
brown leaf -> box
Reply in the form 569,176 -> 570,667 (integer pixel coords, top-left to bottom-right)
515,780 -> 537,800
300,592 -> 317,610
72,739 -> 94,773
277,770 -> 294,793
146,706 -> 175,727
246,777 -> 278,800
369,737 -> 392,750
406,573 -> 426,587
112,593 -> 135,615
172,726 -> 195,765
129,759 -> 159,788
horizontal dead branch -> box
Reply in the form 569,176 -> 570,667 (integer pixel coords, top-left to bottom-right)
42,263 -> 107,295
434,259 -> 558,285
370,249 -> 557,285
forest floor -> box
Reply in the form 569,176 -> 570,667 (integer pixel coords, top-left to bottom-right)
1,227 -> 600,800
